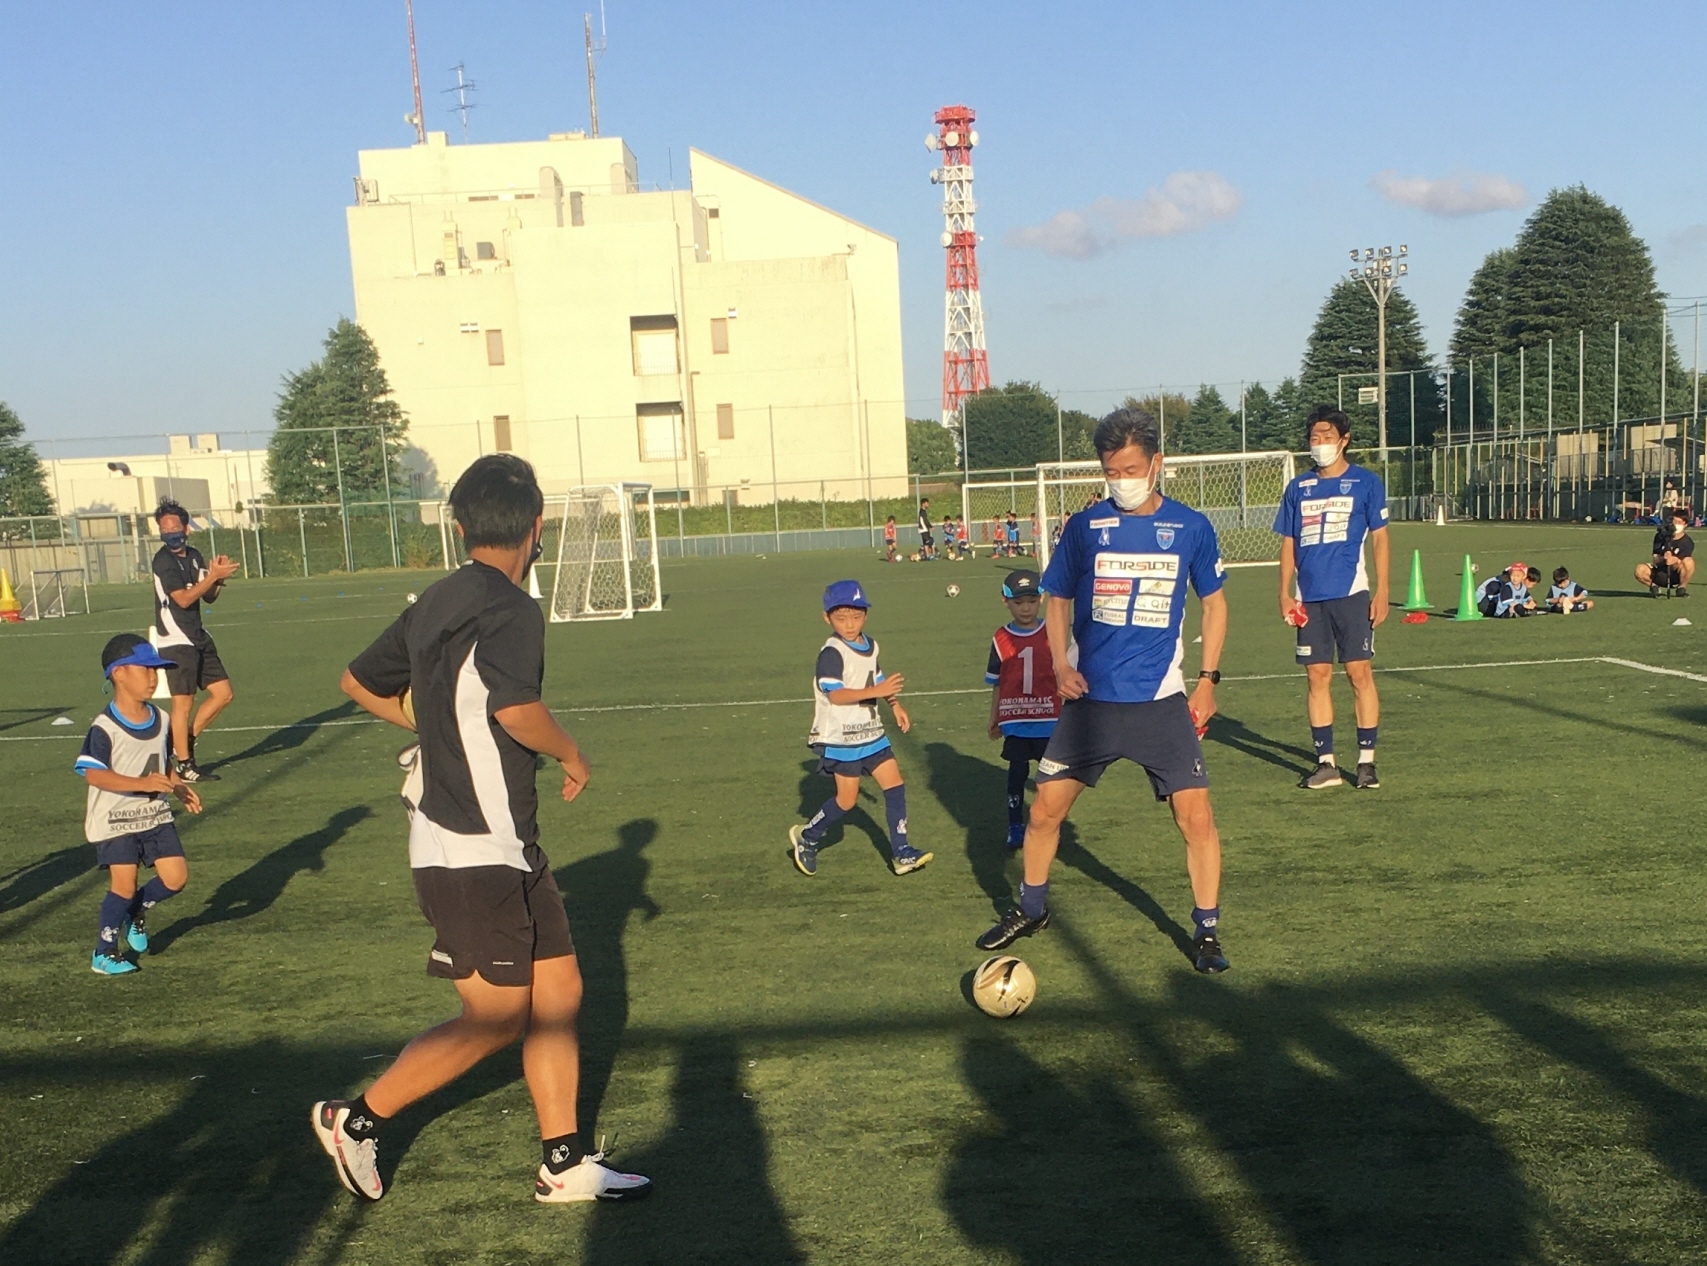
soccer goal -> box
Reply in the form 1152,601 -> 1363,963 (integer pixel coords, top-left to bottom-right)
22,568 -> 90,620
547,483 -> 663,622
1035,451 -> 1296,569
961,479 -> 1042,555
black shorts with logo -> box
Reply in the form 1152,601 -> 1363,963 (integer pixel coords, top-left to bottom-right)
812,742 -> 897,778
94,822 -> 185,869
1036,695 -> 1209,800
1296,593 -> 1374,664
164,633 -> 230,696
411,844 -> 574,987
1000,734 -> 1052,765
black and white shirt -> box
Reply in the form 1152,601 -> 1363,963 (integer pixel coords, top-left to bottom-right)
349,561 -> 546,871
153,545 -> 210,646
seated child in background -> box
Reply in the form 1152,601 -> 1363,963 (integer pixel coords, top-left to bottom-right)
1493,560 -> 1538,617
1547,566 -> 1593,612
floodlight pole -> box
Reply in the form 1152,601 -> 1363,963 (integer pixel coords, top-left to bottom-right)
1349,244 -> 1409,459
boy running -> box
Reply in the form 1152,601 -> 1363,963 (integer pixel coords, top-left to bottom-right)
313,454 -> 651,1206
1276,405 -> 1390,791
985,570 -> 1059,848
78,633 -> 202,975
790,580 -> 931,877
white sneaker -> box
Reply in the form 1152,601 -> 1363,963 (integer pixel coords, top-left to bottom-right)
312,1100 -> 384,1201
534,1152 -> 654,1203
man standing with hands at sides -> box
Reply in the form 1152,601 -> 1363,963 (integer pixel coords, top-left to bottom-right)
976,407 -> 1231,974
151,500 -> 239,783
1276,406 -> 1390,791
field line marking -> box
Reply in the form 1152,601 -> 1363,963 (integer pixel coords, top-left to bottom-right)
1597,656 -> 1707,684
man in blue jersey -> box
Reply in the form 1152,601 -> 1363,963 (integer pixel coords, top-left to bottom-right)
976,407 -> 1230,974
1276,405 -> 1390,791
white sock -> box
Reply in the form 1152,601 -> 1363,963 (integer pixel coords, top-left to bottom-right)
1319,754 -> 1336,767
1358,749 -> 1375,764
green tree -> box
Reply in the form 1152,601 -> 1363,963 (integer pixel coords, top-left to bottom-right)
1301,278 -> 1443,447
1449,186 -> 1683,431
1121,392 -> 1191,451
963,381 -> 1065,471
1165,384 -> 1234,455
906,417 -> 959,474
0,401 -> 52,516
1233,380 -> 1307,453
1059,407 -> 1099,460
266,319 -> 407,505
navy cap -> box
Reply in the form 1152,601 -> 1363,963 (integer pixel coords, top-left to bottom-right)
822,579 -> 871,611
101,632 -> 176,678
1002,570 -> 1041,600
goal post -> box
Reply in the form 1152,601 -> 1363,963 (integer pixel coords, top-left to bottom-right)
23,568 -> 90,620
547,483 -> 663,622
1035,451 -> 1295,570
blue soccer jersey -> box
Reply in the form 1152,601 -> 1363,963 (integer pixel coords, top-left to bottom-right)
1274,463 -> 1389,602
1039,496 -> 1224,703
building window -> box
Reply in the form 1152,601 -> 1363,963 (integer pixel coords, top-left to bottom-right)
493,416 -> 512,452
630,316 -> 680,376
486,329 -> 505,365
717,403 -> 735,440
475,241 -> 496,260
710,317 -> 730,355
637,404 -> 686,462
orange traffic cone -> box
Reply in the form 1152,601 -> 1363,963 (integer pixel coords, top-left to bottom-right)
0,569 -> 21,623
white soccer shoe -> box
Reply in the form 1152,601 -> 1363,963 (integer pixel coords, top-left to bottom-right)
312,1100 -> 384,1201
534,1153 -> 654,1203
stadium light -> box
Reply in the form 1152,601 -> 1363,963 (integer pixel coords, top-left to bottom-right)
1345,242 -> 1413,458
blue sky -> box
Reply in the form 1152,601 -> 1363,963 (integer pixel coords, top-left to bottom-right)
7,1 -> 1707,451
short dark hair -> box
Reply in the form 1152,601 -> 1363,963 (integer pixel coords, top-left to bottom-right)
450,454 -> 544,549
155,499 -> 190,529
1527,566 -> 1541,583
1553,566 -> 1569,583
1305,405 -> 1350,439
1671,504 -> 1690,521
1093,407 -> 1160,458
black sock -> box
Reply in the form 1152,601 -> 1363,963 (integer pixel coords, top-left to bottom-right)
542,1133 -> 584,1173
1005,760 -> 1028,827
343,1095 -> 384,1139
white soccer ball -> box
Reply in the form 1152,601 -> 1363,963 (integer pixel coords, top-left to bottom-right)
406,592 -> 418,604
972,955 -> 1036,1018
946,584 -> 961,598
1469,563 -> 1478,574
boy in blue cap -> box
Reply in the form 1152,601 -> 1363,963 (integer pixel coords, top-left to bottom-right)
790,580 -> 931,877
78,632 -> 203,974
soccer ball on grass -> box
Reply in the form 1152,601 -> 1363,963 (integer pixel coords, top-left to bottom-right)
972,955 -> 1036,1017
946,584 -> 961,598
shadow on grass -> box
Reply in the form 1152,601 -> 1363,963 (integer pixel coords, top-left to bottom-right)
148,806 -> 372,954
1204,710 -> 1314,776
1055,833 -> 1195,962
0,846 -> 92,916
0,706 -> 75,734
792,758 -> 889,867
921,740 -> 1013,913
208,700 -> 362,772
1417,674 -> 1707,753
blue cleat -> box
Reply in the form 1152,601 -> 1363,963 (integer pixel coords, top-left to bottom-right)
91,952 -> 138,977
124,914 -> 149,955
1005,824 -> 1026,850
890,844 -> 933,876
789,825 -> 818,876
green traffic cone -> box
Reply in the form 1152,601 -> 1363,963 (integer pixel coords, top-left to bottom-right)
1454,553 -> 1483,621
1404,548 -> 1431,610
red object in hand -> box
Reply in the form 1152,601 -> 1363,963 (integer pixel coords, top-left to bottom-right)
1284,606 -> 1309,628
1189,706 -> 1209,739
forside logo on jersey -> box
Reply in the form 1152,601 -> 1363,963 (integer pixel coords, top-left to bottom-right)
1094,553 -> 1178,579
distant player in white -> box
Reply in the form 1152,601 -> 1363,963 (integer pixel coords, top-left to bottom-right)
1275,405 -> 1390,790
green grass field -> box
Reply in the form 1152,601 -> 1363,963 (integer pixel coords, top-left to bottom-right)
3,522 -> 1706,1265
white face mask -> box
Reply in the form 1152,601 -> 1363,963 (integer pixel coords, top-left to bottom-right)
1310,442 -> 1343,468
1674,522 -> 1686,536
1107,473 -> 1154,511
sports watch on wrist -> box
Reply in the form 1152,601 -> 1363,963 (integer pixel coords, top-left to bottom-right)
1198,670 -> 1221,684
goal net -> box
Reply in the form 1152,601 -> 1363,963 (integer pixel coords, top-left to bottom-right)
547,483 -> 663,622
961,480 -> 1042,555
23,568 -> 90,620
1035,451 -> 1295,570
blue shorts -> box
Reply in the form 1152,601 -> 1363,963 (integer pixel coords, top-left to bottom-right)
1297,593 -> 1374,664
813,743 -> 897,778
94,822 -> 184,869
1036,695 -> 1208,799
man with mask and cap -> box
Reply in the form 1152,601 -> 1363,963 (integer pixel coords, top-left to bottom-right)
1636,504 -> 1694,596
976,406 -> 1231,974
151,499 -> 240,782
1275,405 -> 1391,791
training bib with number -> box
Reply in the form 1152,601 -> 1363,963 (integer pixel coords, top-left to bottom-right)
75,704 -> 175,842
985,623 -> 1059,736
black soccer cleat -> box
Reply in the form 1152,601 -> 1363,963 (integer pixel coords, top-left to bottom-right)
1651,583 -> 1661,598
1679,586 -> 1690,598
1193,933 -> 1229,974
1352,762 -> 1380,789
1298,762 -> 1343,790
174,758 -> 219,783
976,905 -> 1049,951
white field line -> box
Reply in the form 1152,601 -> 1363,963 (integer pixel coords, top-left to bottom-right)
1,655 -> 1697,743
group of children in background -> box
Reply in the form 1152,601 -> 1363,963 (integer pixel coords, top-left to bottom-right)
1474,561 -> 1595,618
883,509 -> 1031,563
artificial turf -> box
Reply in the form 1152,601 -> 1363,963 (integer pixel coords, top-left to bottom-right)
1,521 -> 1705,1265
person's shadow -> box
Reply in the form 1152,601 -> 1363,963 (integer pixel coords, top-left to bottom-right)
0,846 -> 92,916
791,758 -> 889,864
1203,710 -> 1315,777
558,819 -> 661,1146
922,740 -> 1016,913
149,806 -> 372,953
207,701 -> 362,772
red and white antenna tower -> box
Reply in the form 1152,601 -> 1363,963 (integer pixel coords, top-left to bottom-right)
404,0 -> 427,144
927,105 -> 989,428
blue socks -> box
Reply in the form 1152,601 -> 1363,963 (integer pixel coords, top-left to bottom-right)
1356,726 -> 1378,763
1311,724 -> 1334,764
96,891 -> 131,958
131,876 -> 180,918
884,785 -> 909,854
801,797 -> 846,844
1019,880 -> 1049,919
1192,906 -> 1220,941
1005,761 -> 1028,827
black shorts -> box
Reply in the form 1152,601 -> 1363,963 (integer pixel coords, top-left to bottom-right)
1000,734 -> 1052,764
164,634 -> 229,696
1296,593 -> 1374,665
920,532 -> 934,548
1036,695 -> 1209,799
94,822 -> 185,869
813,743 -> 897,778
411,845 -> 574,987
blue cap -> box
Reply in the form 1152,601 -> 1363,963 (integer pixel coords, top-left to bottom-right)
101,632 -> 177,678
822,579 -> 871,611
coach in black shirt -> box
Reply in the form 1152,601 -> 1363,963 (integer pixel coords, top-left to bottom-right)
152,499 -> 239,781
1636,505 -> 1696,596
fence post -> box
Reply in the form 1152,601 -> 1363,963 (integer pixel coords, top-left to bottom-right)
331,428 -> 352,572
299,508 -> 310,578
821,481 -> 827,531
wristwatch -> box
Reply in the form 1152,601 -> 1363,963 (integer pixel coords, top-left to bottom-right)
1198,670 -> 1221,684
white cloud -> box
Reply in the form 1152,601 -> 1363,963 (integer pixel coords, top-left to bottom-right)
1008,171 -> 1243,259
1371,170 -> 1527,217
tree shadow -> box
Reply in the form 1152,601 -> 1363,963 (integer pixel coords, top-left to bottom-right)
585,1032 -> 803,1266
208,700 -> 363,771
558,819 -> 661,1146
0,846 -> 92,916
148,806 -> 372,953
1204,710 -> 1314,775
791,758 -> 888,865
0,706 -> 76,734
942,1035 -> 1236,1264
921,740 -> 1014,913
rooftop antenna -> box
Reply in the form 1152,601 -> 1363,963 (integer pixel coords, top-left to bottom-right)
444,62 -> 477,143
583,2 -> 607,137
404,0 -> 426,143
